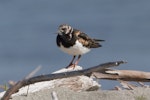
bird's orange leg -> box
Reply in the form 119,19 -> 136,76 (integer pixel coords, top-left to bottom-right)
66,56 -> 76,68
73,55 -> 81,68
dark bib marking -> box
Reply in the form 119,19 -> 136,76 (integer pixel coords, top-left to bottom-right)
56,35 -> 76,48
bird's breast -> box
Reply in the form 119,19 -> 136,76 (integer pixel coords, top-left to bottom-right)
59,40 -> 90,55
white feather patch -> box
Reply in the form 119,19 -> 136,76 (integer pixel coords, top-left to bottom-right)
60,40 -> 90,55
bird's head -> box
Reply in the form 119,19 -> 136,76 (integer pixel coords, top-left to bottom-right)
58,24 -> 73,36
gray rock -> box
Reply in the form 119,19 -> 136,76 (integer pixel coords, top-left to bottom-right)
11,87 -> 150,100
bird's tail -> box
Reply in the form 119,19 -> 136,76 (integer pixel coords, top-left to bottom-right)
90,39 -> 105,48
94,39 -> 105,42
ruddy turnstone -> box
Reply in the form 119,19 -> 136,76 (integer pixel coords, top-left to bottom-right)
56,24 -> 104,68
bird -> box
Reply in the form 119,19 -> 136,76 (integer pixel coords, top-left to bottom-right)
56,24 -> 104,68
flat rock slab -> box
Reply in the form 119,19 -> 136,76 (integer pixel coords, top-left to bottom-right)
11,87 -> 150,100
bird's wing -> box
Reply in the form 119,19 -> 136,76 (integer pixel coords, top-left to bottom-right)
74,29 -> 104,48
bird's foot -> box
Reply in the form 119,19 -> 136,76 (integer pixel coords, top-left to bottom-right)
65,63 -> 76,69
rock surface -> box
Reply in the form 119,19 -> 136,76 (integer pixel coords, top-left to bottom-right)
7,87 -> 150,100
0,66 -> 150,100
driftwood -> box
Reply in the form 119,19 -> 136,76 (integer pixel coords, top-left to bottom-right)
1,61 -> 124,100
93,69 -> 150,82
51,91 -> 58,100
1,61 -> 150,100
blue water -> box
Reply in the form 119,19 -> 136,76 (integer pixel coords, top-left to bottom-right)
0,0 -> 150,90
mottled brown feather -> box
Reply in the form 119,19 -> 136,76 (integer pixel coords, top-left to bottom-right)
73,29 -> 104,48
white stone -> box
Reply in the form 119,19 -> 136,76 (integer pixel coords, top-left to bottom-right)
0,66 -> 100,98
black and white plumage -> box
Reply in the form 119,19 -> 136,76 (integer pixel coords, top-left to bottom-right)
56,24 -> 104,68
